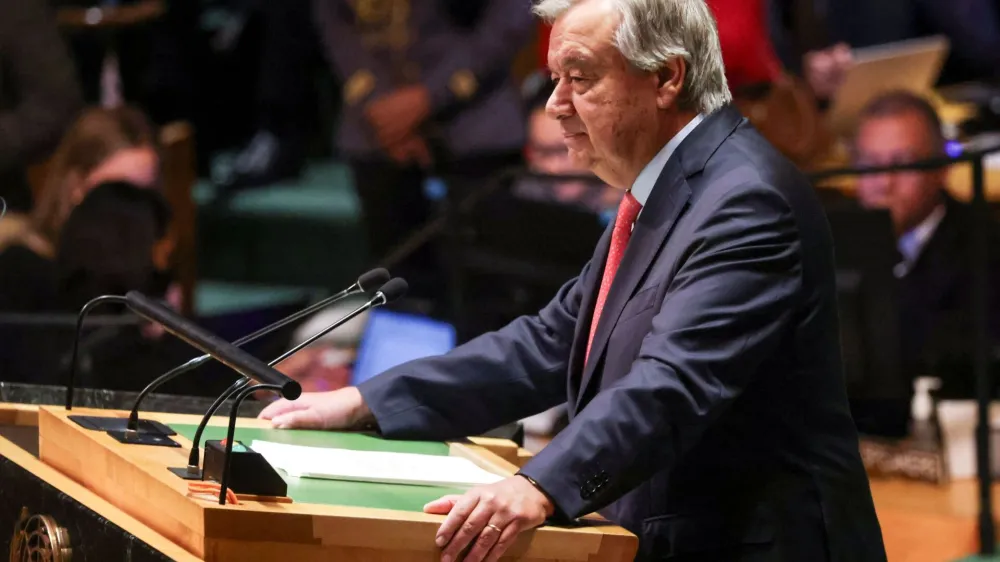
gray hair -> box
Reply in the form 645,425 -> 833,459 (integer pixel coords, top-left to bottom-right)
534,0 -> 731,115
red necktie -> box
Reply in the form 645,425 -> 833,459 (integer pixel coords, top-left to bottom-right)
586,191 -> 643,362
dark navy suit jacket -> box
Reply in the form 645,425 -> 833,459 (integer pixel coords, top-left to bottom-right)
358,106 -> 887,561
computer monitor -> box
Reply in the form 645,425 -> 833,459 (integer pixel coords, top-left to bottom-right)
825,204 -> 910,438
351,309 -> 457,386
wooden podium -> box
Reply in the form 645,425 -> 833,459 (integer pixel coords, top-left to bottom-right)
0,403 -> 636,561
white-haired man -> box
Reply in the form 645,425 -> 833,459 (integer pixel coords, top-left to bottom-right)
260,0 -> 887,560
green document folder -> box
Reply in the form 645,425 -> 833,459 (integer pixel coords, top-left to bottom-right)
170,424 -> 465,512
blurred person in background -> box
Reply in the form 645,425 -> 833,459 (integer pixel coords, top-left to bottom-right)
771,0 -> 1000,100
56,0 -> 203,126
0,0 -> 83,212
514,75 -> 620,214
853,90 -> 1000,390
214,0 -> 325,190
0,106 -> 172,313
313,0 -> 534,301
706,0 -> 828,166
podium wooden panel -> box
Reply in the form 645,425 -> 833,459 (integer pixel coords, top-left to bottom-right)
0,407 -> 200,561
32,406 -> 636,561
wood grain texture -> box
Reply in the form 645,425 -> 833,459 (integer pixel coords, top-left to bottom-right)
36,406 -> 637,562
0,403 -> 39,426
468,436 -> 521,466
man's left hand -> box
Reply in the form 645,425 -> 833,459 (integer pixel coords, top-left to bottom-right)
365,85 -> 431,149
423,475 -> 554,562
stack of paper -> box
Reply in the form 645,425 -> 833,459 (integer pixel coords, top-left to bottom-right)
249,440 -> 505,488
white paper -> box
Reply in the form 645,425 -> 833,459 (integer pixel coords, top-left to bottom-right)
249,440 -> 505,488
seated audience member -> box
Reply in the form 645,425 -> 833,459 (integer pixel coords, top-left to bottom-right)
853,91 -> 1000,387
771,0 -> 1000,98
0,106 -> 191,390
0,0 -> 83,213
514,76 -> 619,214
0,106 -> 168,312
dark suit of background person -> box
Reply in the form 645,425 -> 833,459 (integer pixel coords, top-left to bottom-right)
0,0 -> 82,212
897,193 -> 1000,397
356,105 -> 887,562
312,0 -> 532,302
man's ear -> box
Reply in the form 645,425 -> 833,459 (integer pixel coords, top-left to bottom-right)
656,57 -> 686,109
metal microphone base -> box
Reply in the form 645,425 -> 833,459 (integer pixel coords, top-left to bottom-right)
69,415 -> 175,436
168,466 -> 204,480
106,430 -> 181,448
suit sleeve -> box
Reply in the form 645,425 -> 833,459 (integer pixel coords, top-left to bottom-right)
312,0 -> 396,107
422,0 -> 535,113
357,260 -> 593,440
518,185 -> 803,520
0,0 -> 82,172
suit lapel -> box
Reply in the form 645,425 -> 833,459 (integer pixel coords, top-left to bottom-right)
570,104 -> 745,412
574,166 -> 691,410
567,224 -> 613,404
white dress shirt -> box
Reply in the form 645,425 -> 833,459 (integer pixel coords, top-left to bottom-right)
894,204 -> 946,278
630,113 -> 706,213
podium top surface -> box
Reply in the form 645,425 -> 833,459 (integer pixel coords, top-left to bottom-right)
170,423 -> 468,512
33,406 -> 637,562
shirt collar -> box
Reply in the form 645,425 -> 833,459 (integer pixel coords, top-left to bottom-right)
894,203 -> 947,277
899,203 -> 946,261
630,113 -> 706,206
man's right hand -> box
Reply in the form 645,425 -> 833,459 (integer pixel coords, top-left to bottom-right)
257,387 -> 373,430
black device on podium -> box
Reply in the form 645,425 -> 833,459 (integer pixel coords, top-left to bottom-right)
202,439 -> 288,498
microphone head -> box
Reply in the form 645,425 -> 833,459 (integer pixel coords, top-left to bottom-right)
376,278 -> 409,304
358,268 -> 390,292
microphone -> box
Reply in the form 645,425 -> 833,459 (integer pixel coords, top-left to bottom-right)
64,291 -> 303,445
271,277 -> 408,367
174,277 -> 409,481
124,268 -> 388,432
122,291 -> 301,399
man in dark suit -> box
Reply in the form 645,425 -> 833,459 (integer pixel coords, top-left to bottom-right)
260,0 -> 886,560
853,91 -> 1000,394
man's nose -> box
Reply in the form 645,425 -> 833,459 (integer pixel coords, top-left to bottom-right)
861,173 -> 894,200
546,81 -> 574,120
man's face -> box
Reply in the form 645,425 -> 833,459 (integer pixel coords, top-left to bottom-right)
545,0 -> 661,188
854,111 -> 946,234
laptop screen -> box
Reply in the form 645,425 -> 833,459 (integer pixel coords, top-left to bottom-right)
351,309 -> 457,385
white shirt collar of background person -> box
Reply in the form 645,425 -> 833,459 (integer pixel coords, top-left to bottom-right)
629,113 -> 706,222
894,202 -> 947,278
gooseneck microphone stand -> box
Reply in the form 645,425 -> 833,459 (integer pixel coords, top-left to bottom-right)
125,268 -> 389,434
65,295 -> 128,409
